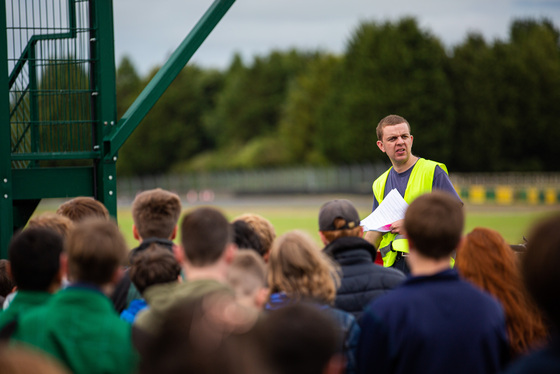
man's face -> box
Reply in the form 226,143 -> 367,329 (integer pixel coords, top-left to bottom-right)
376,123 -> 413,166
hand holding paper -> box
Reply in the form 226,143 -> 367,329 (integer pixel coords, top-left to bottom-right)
360,189 -> 408,232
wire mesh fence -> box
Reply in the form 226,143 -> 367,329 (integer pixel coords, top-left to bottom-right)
6,0 -> 94,168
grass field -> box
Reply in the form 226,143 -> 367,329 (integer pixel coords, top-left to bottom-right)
34,194 -> 559,249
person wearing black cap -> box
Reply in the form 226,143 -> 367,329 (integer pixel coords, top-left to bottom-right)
318,199 -> 405,321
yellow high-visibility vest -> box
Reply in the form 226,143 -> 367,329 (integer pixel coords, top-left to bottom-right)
373,158 -> 448,267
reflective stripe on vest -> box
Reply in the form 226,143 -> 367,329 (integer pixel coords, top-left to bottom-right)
372,158 -> 447,267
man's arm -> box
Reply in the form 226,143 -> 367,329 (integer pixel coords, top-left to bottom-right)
364,230 -> 383,249
433,166 -> 462,203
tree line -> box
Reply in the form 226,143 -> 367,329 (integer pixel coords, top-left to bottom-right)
115,17 -> 560,176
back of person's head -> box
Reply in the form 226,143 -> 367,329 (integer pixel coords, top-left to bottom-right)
56,197 -> 109,223
65,218 -> 127,285
138,292 -> 263,374
227,251 -> 267,309
232,220 -> 264,255
234,214 -> 276,257
181,207 -> 233,267
268,230 -> 339,305
318,199 -> 362,243
456,227 -> 548,356
132,188 -> 182,240
257,303 -> 342,374
376,114 -> 410,141
404,191 -> 464,259
0,260 -> 15,297
130,243 -> 182,295
27,213 -> 74,241
523,214 -> 560,328
8,228 -> 63,291
456,227 -> 518,289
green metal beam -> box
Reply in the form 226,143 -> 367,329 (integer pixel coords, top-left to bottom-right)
0,0 -> 12,258
106,0 -> 235,159
91,0 -> 118,219
11,151 -> 100,161
12,167 -> 95,200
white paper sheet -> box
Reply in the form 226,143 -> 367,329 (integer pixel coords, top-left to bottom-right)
361,189 -> 409,232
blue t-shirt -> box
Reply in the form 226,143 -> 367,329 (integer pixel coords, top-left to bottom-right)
372,164 -> 461,211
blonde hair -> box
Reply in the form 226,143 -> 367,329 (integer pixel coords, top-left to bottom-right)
234,214 -> 276,254
268,230 -> 340,304
227,250 -> 267,299
56,197 -> 109,223
28,213 -> 74,240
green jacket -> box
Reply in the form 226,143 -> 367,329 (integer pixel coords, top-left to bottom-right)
0,291 -> 51,330
134,278 -> 233,335
13,287 -> 138,374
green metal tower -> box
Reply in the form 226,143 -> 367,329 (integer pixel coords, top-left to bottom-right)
0,0 -> 235,257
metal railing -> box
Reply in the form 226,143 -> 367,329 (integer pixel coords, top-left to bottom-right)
117,167 -> 560,205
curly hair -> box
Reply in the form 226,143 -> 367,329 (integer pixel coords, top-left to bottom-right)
268,230 -> 340,305
455,227 -> 548,357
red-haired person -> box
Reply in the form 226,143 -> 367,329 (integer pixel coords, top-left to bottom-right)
455,227 -> 548,358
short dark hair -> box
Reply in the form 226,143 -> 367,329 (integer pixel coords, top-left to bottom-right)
138,291 -> 261,374
523,214 -> 560,327
130,244 -> 182,295
404,191 -> 464,259
181,207 -> 233,266
66,219 -> 127,285
232,220 -> 264,256
132,188 -> 182,239
234,214 -> 276,255
376,114 -> 411,141
257,303 -> 340,374
8,228 -> 63,291
56,197 -> 109,223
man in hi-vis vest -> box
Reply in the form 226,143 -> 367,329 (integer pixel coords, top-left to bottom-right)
364,115 -> 461,274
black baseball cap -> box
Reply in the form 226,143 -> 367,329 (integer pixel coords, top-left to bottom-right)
318,199 -> 360,231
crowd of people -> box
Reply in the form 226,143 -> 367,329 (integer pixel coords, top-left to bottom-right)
0,188 -> 556,374
0,114 -> 558,374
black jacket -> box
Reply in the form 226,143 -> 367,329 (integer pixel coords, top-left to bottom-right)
323,236 -> 405,320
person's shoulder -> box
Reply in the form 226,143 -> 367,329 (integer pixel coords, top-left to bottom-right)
366,280 -> 410,310
502,345 -> 560,374
455,277 -> 505,315
374,166 -> 393,182
377,266 -> 407,284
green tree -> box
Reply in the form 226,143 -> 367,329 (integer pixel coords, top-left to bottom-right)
447,34 -> 500,171
117,64 -> 224,176
37,57 -> 91,154
116,56 -> 142,120
316,18 -> 454,165
278,53 -> 340,164
495,19 -> 560,171
205,50 -> 317,148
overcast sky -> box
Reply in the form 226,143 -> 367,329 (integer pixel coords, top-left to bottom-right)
113,0 -> 560,76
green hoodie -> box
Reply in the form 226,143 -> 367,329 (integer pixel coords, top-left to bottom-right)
134,278 -> 233,335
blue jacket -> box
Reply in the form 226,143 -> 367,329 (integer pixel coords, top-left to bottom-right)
120,298 -> 148,324
265,292 -> 360,374
323,236 -> 405,320
358,269 -> 510,374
